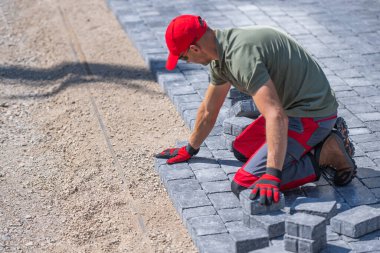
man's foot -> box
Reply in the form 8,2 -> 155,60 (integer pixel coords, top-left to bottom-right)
316,130 -> 357,186
334,117 -> 355,157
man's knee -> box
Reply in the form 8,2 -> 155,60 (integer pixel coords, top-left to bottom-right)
231,180 -> 247,199
232,141 -> 248,163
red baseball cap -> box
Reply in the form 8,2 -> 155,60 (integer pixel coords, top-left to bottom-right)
165,15 -> 208,70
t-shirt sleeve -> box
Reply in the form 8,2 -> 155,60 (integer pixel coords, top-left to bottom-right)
209,61 -> 227,85
231,46 -> 270,94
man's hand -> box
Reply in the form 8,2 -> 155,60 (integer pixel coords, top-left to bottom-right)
249,167 -> 282,205
155,143 -> 199,164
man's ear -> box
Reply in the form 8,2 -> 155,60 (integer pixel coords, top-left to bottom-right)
189,44 -> 201,53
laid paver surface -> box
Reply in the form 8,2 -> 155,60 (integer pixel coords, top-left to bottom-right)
108,0 -> 380,252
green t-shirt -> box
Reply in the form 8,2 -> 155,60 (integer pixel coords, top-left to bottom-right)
209,26 -> 338,118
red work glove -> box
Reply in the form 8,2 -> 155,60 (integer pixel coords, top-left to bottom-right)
155,143 -> 199,164
249,167 -> 282,206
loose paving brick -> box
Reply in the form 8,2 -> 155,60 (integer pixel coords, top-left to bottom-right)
193,167 -> 228,182
285,213 -> 327,240
226,221 -> 270,253
227,99 -> 260,119
330,205 -> 380,238
290,197 -> 337,222
243,210 -> 287,239
240,189 -> 285,215
284,234 -> 327,253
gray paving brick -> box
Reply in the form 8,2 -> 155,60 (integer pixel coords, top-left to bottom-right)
320,240 -> 352,253
348,127 -> 371,135
208,192 -> 241,210
218,208 -> 243,223
204,135 -> 228,151
367,150 -> 380,160
345,103 -> 377,114
355,156 -> 377,168
188,215 -> 227,237
196,233 -> 234,253
167,178 -> 202,197
227,223 -> 270,253
326,225 -> 340,241
227,100 -> 260,119
243,210 -> 287,239
301,185 -> 345,203
188,157 -> 220,171
201,180 -> 231,194
330,205 -> 380,238
366,120 -> 380,132
284,234 -> 327,253
356,167 -> 380,179
361,177 -> 380,189
334,178 -> 378,207
182,206 -> 217,221
222,133 -> 235,151
223,117 -> 254,137
290,197 -> 337,222
240,189 -> 285,215
356,112 -> 380,122
158,163 -> 195,186
219,159 -> 242,175
286,213 -> 326,240
357,141 -> 380,153
349,240 -> 380,253
193,167 -> 228,182
172,189 -> 212,215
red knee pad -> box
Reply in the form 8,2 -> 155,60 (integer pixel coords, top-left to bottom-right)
233,168 -> 259,188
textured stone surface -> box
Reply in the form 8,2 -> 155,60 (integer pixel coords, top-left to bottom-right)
227,99 -> 260,119
330,205 -> 380,238
284,234 -> 327,253
208,192 -> 241,210
243,210 -> 287,238
240,189 -> 285,215
290,197 -> 337,222
196,233 -> 234,253
286,213 -> 327,240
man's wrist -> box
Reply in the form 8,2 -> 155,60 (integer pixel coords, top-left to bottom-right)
266,167 -> 282,179
186,143 -> 200,156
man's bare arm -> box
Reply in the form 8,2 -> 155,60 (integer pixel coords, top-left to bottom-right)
189,82 -> 231,149
252,79 -> 288,171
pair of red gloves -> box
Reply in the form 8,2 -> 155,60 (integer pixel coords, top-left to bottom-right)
155,144 -> 282,206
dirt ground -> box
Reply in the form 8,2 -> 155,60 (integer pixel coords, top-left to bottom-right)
0,0 -> 197,252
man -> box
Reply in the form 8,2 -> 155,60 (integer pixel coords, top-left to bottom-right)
156,15 -> 356,206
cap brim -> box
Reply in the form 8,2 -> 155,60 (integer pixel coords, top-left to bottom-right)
166,53 -> 179,71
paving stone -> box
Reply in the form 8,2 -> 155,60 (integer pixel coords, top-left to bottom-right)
302,185 -> 345,203
166,178 -> 202,197
172,189 -> 212,215
243,210 -> 287,239
158,163 -> 195,186
330,205 -> 380,238
188,157 -> 220,171
223,117 -> 254,137
240,189 -> 285,215
326,225 -> 340,241
285,213 -> 327,240
356,112 -> 380,122
196,233 -> 234,253
320,239 -> 351,253
218,208 -> 243,223
348,240 -> 380,253
361,177 -> 380,189
222,133 -> 235,151
193,167 -> 228,182
219,159 -> 242,175
290,197 -> 337,222
284,234 -> 327,253
334,178 -> 378,207
357,141 -> 380,152
208,192 -> 241,210
201,180 -> 231,194
227,100 -> 260,119
227,223 -> 270,253
188,215 -> 227,237
367,150 -> 380,160
182,206 -> 217,221
204,135 -> 228,151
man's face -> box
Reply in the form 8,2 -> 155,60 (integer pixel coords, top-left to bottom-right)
179,45 -> 212,66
